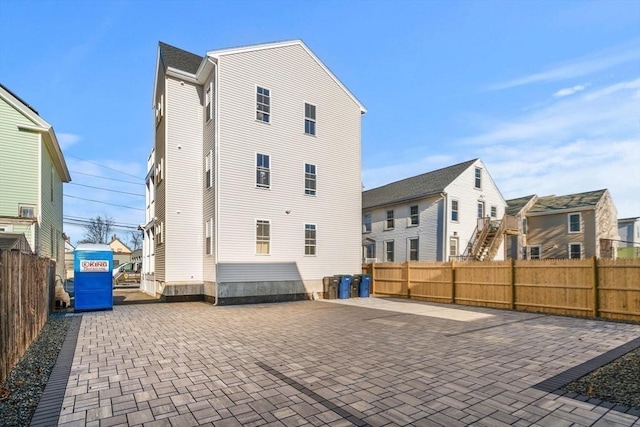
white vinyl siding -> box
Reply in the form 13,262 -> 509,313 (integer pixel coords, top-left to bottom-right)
164,77 -> 203,283
216,43 -> 362,282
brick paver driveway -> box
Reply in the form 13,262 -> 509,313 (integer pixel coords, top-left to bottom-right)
54,298 -> 640,426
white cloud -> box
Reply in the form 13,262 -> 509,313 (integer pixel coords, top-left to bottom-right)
486,43 -> 639,91
57,133 -> 81,149
552,84 -> 586,98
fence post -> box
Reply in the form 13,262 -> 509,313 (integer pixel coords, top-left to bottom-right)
592,256 -> 599,318
451,261 -> 456,304
371,263 -> 376,295
405,262 -> 410,299
510,258 -> 515,310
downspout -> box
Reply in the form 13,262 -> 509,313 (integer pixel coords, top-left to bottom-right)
212,58 -> 220,306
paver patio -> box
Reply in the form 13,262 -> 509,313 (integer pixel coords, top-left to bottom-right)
42,298 -> 640,426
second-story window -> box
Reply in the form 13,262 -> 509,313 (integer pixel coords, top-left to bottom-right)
256,154 -> 270,188
304,163 -> 316,195
451,200 -> 459,221
475,167 -> 482,189
568,213 -> 581,233
363,214 -> 371,233
304,103 -> 316,135
256,86 -> 270,123
205,151 -> 212,188
409,205 -> 419,226
385,210 -> 394,230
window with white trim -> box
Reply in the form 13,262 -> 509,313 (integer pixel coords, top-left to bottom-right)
364,242 -> 375,260
304,103 -> 316,135
528,245 -> 541,260
205,151 -> 212,188
205,219 -> 211,255
491,206 -> 497,218
451,200 -> 459,221
256,86 -> 270,123
384,240 -> 394,262
305,224 -> 316,255
568,213 -> 581,233
19,204 -> 36,218
408,238 -> 419,261
385,210 -> 394,230
206,83 -> 212,122
155,222 -> 164,244
155,94 -> 164,125
449,237 -> 459,258
256,154 -> 270,188
474,167 -> 482,189
569,243 -> 582,259
477,201 -> 485,218
363,214 -> 371,233
256,220 -> 270,254
304,163 -> 316,195
409,205 -> 419,226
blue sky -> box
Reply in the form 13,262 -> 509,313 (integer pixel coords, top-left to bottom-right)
1,0 -> 639,245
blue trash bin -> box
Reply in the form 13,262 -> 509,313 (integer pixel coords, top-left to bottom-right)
74,243 -> 114,311
359,274 -> 371,298
338,275 -> 352,299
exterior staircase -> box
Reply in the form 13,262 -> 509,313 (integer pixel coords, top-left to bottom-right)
464,215 -> 518,261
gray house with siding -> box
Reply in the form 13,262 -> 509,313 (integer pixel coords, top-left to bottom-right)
143,40 -> 366,303
0,84 -> 71,278
362,159 -> 508,263
514,189 -> 618,260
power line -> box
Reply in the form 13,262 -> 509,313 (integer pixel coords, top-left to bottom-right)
64,194 -> 144,211
70,170 -> 145,186
68,182 -> 144,197
67,154 -> 145,180
64,215 -> 140,228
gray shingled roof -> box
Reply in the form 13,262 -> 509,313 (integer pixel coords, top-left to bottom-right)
362,159 -> 477,209
158,42 -> 203,74
529,189 -> 607,213
505,195 -> 536,216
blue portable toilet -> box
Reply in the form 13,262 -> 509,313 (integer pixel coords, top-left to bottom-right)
74,243 -> 114,311
359,274 -> 371,298
338,275 -> 352,299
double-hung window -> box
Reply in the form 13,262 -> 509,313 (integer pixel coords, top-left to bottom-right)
529,246 -> 541,260
451,200 -> 459,221
205,219 -> 211,255
256,154 -> 270,188
205,150 -> 212,188
569,243 -> 582,259
568,213 -> 581,233
474,167 -> 482,189
449,237 -> 459,258
385,210 -> 394,229
304,163 -> 316,195
256,220 -> 270,254
384,241 -> 394,262
304,103 -> 316,135
490,206 -> 497,218
305,224 -> 316,255
256,86 -> 270,123
409,205 -> 419,226
363,214 -> 371,233
408,238 -> 419,261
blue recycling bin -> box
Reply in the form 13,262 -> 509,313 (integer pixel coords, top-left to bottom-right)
338,275 -> 352,299
74,243 -> 114,311
359,274 -> 371,298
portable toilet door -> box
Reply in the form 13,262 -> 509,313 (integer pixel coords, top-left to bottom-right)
74,243 -> 114,311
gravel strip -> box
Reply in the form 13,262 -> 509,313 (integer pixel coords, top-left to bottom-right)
0,313 -> 71,427
563,347 -> 640,410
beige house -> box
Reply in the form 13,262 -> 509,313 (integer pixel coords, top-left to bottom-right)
506,189 -> 618,260
109,235 -> 132,266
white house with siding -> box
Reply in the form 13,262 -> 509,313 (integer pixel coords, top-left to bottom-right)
0,84 -> 71,278
144,40 -> 366,303
362,159 -> 508,263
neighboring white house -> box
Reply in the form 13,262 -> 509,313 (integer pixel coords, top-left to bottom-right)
618,217 -> 640,258
362,159 -> 508,263
145,40 -> 366,303
0,84 -> 71,278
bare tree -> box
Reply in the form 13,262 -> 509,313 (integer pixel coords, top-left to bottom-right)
79,216 -> 115,244
128,230 -> 142,251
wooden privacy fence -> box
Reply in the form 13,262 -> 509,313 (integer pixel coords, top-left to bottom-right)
0,250 -> 55,384
362,257 -> 640,322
